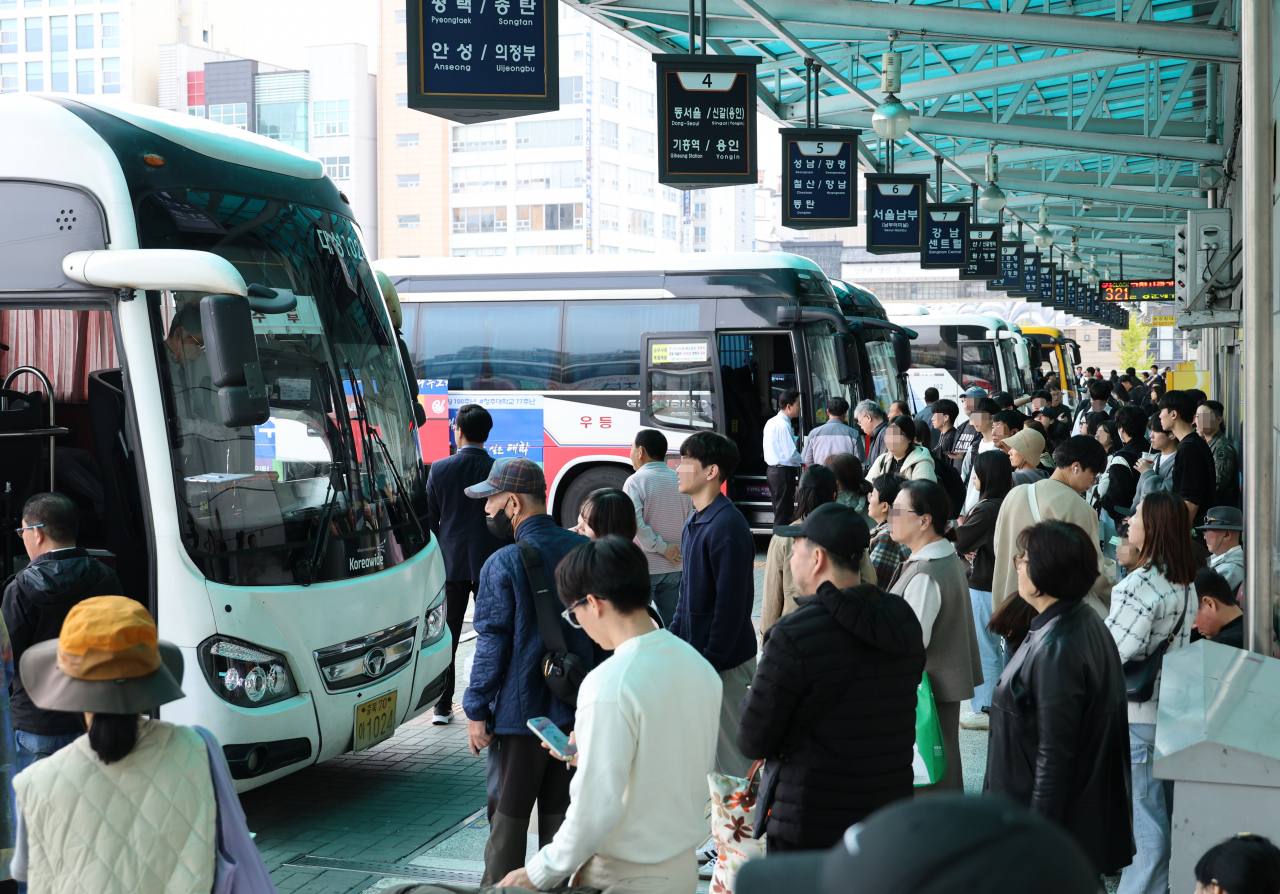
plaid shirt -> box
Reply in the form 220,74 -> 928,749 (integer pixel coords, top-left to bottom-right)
1104,563 -> 1195,723
869,521 -> 911,590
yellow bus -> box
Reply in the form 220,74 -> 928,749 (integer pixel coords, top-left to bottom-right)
1021,326 -> 1082,407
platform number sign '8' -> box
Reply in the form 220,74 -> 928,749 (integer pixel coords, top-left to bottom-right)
654,53 -> 761,189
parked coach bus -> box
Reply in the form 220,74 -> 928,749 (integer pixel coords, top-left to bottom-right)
380,253 -> 906,531
1022,325 -> 1083,407
829,278 -> 917,414
0,95 -> 450,790
888,312 -> 1035,411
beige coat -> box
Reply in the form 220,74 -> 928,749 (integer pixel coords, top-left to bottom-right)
761,533 -> 878,632
991,477 -> 1112,612
867,445 -> 937,482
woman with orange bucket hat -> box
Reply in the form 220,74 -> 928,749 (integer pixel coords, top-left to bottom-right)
7,596 -> 276,894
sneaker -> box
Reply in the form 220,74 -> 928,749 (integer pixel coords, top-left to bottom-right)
698,861 -> 716,880
431,708 -> 454,725
696,837 -> 718,864
959,711 -> 989,730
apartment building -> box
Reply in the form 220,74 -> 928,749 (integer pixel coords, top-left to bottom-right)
376,0 -> 753,259
0,0 -> 245,105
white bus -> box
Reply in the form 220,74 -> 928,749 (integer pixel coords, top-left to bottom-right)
888,312 -> 1036,411
380,253 -> 906,531
0,95 -> 450,790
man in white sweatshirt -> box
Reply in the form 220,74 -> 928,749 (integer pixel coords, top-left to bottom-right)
500,536 -> 722,894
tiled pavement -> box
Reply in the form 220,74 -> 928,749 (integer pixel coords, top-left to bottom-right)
240,547 -> 997,892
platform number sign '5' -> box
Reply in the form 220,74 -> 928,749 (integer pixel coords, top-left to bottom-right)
781,128 -> 861,230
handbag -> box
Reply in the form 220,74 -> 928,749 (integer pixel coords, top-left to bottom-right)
1122,584 -> 1191,702
194,726 -> 279,894
708,761 -> 768,894
913,672 -> 947,787
518,540 -> 588,707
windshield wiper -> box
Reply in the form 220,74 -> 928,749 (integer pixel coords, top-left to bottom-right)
344,363 -> 428,546
297,463 -> 344,587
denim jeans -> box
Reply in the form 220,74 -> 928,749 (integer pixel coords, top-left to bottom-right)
650,571 -> 682,627
1118,723 -> 1170,894
968,588 -> 1004,713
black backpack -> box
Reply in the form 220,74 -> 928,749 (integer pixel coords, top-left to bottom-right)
517,540 -> 588,706
932,453 -> 966,519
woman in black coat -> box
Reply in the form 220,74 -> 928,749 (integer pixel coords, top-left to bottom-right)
984,520 -> 1135,877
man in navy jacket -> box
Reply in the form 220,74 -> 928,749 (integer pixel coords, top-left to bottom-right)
463,456 -> 593,885
424,403 -> 505,724
671,431 -> 757,778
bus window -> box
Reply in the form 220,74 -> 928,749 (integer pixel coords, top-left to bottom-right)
562,302 -> 698,390
907,325 -> 958,374
803,321 -> 851,425
409,302 -> 560,390
642,334 -> 719,430
961,343 -> 998,393
865,338 -> 900,411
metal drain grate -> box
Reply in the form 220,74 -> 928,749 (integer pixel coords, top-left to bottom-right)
283,854 -> 483,885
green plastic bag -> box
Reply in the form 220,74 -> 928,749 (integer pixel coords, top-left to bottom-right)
913,672 -> 947,787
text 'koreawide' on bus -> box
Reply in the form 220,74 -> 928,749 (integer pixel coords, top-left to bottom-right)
1,94 -> 452,789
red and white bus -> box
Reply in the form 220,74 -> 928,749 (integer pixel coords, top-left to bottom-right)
379,253 -> 908,531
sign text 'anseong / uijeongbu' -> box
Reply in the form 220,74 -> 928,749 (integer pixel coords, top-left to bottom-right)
406,0 -> 558,122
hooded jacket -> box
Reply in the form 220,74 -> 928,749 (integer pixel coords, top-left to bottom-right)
2,549 -> 122,735
736,581 -> 925,848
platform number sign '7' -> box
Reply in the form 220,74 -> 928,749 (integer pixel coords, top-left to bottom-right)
654,53 -> 761,189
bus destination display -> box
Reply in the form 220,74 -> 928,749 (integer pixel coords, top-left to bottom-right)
655,54 -> 761,189
407,0 -> 558,121
1100,280 -> 1176,302
920,205 -> 968,269
781,128 -> 859,229
864,174 -> 929,254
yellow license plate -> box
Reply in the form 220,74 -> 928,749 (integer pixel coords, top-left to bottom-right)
353,691 -> 397,753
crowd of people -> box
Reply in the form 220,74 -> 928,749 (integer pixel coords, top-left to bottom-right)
0,360 -> 1267,894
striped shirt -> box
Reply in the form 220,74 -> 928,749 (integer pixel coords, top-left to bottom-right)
623,462 -> 694,574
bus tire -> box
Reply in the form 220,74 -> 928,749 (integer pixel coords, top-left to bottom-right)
558,465 -> 632,528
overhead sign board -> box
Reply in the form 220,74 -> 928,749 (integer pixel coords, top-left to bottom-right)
1053,269 -> 1067,309
920,204 -> 969,269
1039,262 -> 1054,307
1152,314 -> 1176,326
655,54 -> 761,189
959,224 -> 1000,280
1010,250 -> 1041,298
987,243 -> 1024,292
780,128 -> 860,230
864,174 -> 929,254
1101,279 -> 1177,302
406,0 -> 558,122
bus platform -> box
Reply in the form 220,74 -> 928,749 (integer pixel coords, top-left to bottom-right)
245,547 -> 993,894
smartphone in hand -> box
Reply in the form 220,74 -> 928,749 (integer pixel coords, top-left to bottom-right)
527,717 -> 577,761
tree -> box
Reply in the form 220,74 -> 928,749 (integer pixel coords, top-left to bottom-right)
1117,317 -> 1153,370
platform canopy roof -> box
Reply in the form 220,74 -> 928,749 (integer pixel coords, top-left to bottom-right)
564,0 -> 1239,275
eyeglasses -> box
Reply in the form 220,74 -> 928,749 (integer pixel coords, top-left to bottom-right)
1014,553 -> 1028,570
14,523 -> 43,537
561,597 -> 589,629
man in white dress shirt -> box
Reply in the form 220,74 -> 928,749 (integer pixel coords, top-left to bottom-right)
500,536 -> 721,894
764,389 -> 803,527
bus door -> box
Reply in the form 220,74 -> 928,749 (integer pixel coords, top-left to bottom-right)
639,330 -> 724,436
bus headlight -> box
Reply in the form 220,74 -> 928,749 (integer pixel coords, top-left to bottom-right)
423,584 -> 447,646
199,636 -> 299,709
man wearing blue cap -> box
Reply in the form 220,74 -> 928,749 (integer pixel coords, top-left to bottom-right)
463,457 -> 594,885
947,387 -> 987,471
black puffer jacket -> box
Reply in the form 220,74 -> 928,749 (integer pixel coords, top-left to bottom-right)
2,548 -> 122,735
984,599 -> 1134,875
736,581 -> 925,848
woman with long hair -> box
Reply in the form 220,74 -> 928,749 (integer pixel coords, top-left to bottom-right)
867,416 -> 936,482
1104,490 -> 1198,894
761,465 -> 838,632
950,450 -> 1012,730
986,521 -> 1132,878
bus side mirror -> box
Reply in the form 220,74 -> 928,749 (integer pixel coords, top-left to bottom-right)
891,332 -> 912,375
200,294 -> 269,429
834,333 -> 856,384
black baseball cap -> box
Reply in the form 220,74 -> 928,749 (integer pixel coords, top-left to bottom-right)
774,502 -> 871,563
990,390 -> 1016,408
736,795 -> 1099,894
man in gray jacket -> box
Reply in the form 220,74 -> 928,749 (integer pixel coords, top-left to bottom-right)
1132,412 -> 1178,508
852,400 -> 888,471
801,397 -> 860,467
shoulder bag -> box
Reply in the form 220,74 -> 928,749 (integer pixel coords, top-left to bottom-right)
1122,583 -> 1190,702
517,540 -> 589,707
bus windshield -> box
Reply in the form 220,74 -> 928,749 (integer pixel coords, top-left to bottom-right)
999,337 -> 1031,396
804,322 -> 853,423
139,190 -> 425,587
864,337 -> 901,411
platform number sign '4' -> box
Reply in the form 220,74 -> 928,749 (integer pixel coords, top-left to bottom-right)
654,53 -> 761,189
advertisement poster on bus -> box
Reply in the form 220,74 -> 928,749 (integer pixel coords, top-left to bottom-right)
448,393 -> 545,463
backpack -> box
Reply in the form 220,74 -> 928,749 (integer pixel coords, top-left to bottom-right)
932,453 -> 966,520
517,540 -> 588,706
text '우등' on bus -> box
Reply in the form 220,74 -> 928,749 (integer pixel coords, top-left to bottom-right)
0,94 -> 451,789
377,253 -> 916,532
